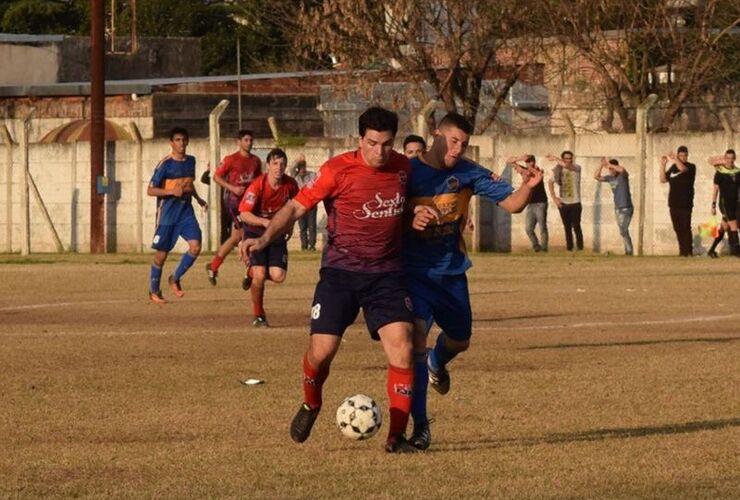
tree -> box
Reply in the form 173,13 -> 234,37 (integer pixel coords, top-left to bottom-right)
292,0 -> 542,134
541,0 -> 740,132
0,0 -> 88,34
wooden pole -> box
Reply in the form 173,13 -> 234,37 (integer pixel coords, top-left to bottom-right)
90,0 -> 106,253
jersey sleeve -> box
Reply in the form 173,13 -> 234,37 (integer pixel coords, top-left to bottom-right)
238,178 -> 262,213
149,161 -> 167,188
472,167 -> 514,203
293,163 -> 338,210
214,155 -> 232,178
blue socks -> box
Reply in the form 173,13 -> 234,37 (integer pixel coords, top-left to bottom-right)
411,351 -> 429,425
149,264 -> 162,293
428,333 -> 457,372
173,251 -> 198,281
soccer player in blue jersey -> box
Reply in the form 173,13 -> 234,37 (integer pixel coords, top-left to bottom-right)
147,127 -> 208,304
404,113 -> 543,449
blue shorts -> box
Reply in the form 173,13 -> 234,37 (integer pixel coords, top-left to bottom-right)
406,272 -> 472,341
151,216 -> 202,252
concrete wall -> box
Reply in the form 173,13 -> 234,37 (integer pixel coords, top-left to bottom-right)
0,133 -> 733,255
0,43 -> 60,85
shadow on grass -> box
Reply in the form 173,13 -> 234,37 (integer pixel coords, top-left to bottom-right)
437,417 -> 740,452
521,336 -> 740,350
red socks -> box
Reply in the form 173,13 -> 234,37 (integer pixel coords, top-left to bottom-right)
251,281 -> 265,317
387,364 -> 414,438
211,255 -> 225,271
303,353 -> 329,410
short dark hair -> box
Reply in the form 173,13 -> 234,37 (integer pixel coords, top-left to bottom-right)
169,127 -> 189,141
725,149 -> 736,157
238,129 -> 254,139
403,134 -> 426,149
358,106 -> 398,137
677,145 -> 688,154
438,113 -> 473,135
266,148 -> 287,163
525,155 -> 536,163
561,150 -> 574,159
608,159 -> 619,166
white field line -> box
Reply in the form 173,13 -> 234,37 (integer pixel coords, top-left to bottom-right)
476,313 -> 740,332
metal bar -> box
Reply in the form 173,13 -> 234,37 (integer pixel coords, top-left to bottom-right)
27,172 -> 64,252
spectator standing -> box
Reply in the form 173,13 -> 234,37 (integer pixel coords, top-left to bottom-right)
547,151 -> 583,251
292,154 -> 318,250
659,146 -> 696,256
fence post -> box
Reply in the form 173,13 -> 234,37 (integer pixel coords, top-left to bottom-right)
129,122 -> 144,252
636,94 -> 658,256
718,111 -> 735,149
1,125 -> 14,253
20,109 -> 35,255
208,99 -> 230,252
416,99 -> 437,140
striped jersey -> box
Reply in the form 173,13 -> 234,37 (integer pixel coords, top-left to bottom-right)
149,155 -> 197,226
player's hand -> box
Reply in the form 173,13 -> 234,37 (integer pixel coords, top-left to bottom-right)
412,205 -> 440,231
660,155 -> 668,165
240,237 -> 267,262
546,154 -> 558,162
233,186 -> 245,196
524,167 -> 543,188
197,198 -> 208,210
490,171 -> 502,181
553,196 -> 563,208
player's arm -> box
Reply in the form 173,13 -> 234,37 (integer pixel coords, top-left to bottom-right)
191,185 -> 208,208
213,159 -> 245,196
240,210 -> 270,228
498,168 -> 542,214
707,156 -> 723,169
241,200 -> 307,258
547,168 -> 563,207
658,156 -> 668,183
711,184 -> 719,216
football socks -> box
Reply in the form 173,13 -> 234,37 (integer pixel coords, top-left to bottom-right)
302,353 -> 329,410
210,254 -> 225,272
429,332 -> 458,372
387,364 -> 414,439
173,251 -> 198,281
149,264 -> 163,293
411,351 -> 429,426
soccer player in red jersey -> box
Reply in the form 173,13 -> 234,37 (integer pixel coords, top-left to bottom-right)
238,148 -> 299,327
241,107 -> 419,453
206,130 -> 262,288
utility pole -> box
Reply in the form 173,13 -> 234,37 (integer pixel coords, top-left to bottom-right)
91,0 -> 106,253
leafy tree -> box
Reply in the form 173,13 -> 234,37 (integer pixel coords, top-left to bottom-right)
0,0 -> 88,34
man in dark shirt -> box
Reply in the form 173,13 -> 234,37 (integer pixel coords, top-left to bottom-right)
659,145 -> 696,256
508,154 -> 548,251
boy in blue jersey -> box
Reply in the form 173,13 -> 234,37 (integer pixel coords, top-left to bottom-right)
147,127 -> 208,304
404,113 -> 543,450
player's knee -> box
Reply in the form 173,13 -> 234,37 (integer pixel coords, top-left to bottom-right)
270,270 -> 286,283
189,242 -> 202,255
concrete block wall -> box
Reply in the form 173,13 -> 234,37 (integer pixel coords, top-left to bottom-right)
0,133 -> 733,255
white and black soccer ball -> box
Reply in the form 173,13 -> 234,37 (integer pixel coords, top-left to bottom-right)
335,394 -> 382,440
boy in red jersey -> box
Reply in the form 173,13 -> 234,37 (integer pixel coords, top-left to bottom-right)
241,107 -> 419,453
206,130 -> 262,288
239,148 -> 299,327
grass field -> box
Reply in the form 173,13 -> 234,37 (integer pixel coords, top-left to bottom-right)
1,252 -> 738,498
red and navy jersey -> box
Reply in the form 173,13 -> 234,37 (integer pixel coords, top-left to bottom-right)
215,151 -> 262,205
294,149 -> 410,273
239,175 -> 299,236
149,154 -> 197,226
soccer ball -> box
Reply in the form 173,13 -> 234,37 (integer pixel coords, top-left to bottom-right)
335,394 -> 382,440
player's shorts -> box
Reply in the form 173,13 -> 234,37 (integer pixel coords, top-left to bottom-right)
310,267 -> 414,340
151,216 -> 201,252
718,194 -> 737,221
248,238 -> 289,269
406,272 -> 472,342
224,196 -> 242,230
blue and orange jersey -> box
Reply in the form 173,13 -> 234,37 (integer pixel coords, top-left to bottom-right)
403,156 -> 513,276
149,154 -> 197,226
